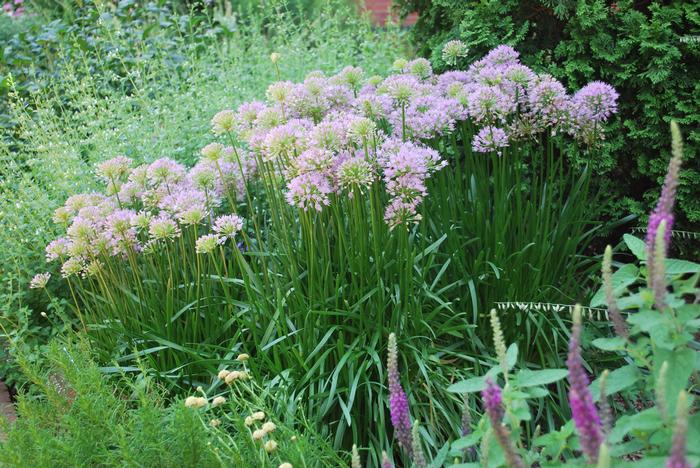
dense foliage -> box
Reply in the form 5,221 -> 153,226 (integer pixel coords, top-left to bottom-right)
32,43 -> 619,459
1,1 -> 698,467
0,339 -> 341,466
375,123 -> 700,467
0,0 -> 402,388
395,0 -> 700,238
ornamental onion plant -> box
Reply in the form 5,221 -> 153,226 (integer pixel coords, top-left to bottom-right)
38,45 -> 618,455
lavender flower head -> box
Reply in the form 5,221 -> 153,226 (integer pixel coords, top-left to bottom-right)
472,126 -> 509,155
29,272 -> 51,290
567,305 -> 603,463
572,81 -> 619,123
387,332 -> 412,456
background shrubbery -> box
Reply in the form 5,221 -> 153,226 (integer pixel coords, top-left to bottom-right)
395,0 -> 700,236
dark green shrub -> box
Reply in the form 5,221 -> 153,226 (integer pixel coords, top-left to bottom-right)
395,0 -> 700,235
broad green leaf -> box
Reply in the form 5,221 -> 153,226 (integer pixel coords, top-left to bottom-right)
623,234 -> 646,260
451,432 -> 482,451
654,347 -> 695,414
515,369 -> 568,387
506,343 -> 518,370
609,408 -> 662,443
448,376 -> 485,393
590,365 -> 641,401
665,258 -> 700,275
627,309 -> 664,332
524,386 -> 549,398
591,336 -> 626,351
590,263 -> 639,307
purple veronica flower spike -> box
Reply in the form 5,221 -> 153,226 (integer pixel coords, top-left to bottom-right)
387,333 -> 413,456
567,307 -> 603,463
482,378 -> 524,468
645,122 -> 683,307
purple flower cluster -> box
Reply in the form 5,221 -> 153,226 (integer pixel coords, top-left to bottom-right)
567,308 -> 603,463
2,0 -> 24,17
45,155 -> 251,277
213,45 -> 616,227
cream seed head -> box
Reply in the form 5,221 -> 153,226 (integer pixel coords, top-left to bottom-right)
212,396 -> 226,407
211,110 -> 236,134
217,369 -> 230,380
252,411 -> 265,421
392,58 -> 408,71
262,421 -> 276,433
279,463 -> 293,468
270,52 -> 281,64
209,419 -> 221,427
201,142 -> 225,161
442,39 -> 469,66
236,353 -> 250,362
184,396 -> 207,409
264,440 -> 278,453
252,429 -> 266,440
244,416 -> 255,426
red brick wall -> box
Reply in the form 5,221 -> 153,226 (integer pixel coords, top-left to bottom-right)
359,0 -> 417,26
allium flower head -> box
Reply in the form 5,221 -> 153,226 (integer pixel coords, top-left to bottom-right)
52,206 -> 72,225
237,101 -> 266,130
213,214 -> 244,239
347,116 -> 377,145
97,156 -> 132,181
392,58 -> 408,72
264,440 -> 278,453
201,142 -> 226,161
483,45 -> 520,66
30,272 -> 51,289
472,126 -> 509,155
380,75 -> 422,106
46,238 -> 70,262
211,109 -> 237,134
335,65 -> 364,91
147,158 -> 186,186
572,81 -> 618,123
407,58 -> 433,80
528,75 -> 570,129
266,81 -> 294,105
195,234 -> 223,254
442,40 -> 469,66
337,157 -> 375,192
467,85 -> 514,123
567,305 -> 603,463
61,257 -> 83,278
148,214 -> 180,241
286,172 -> 333,212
